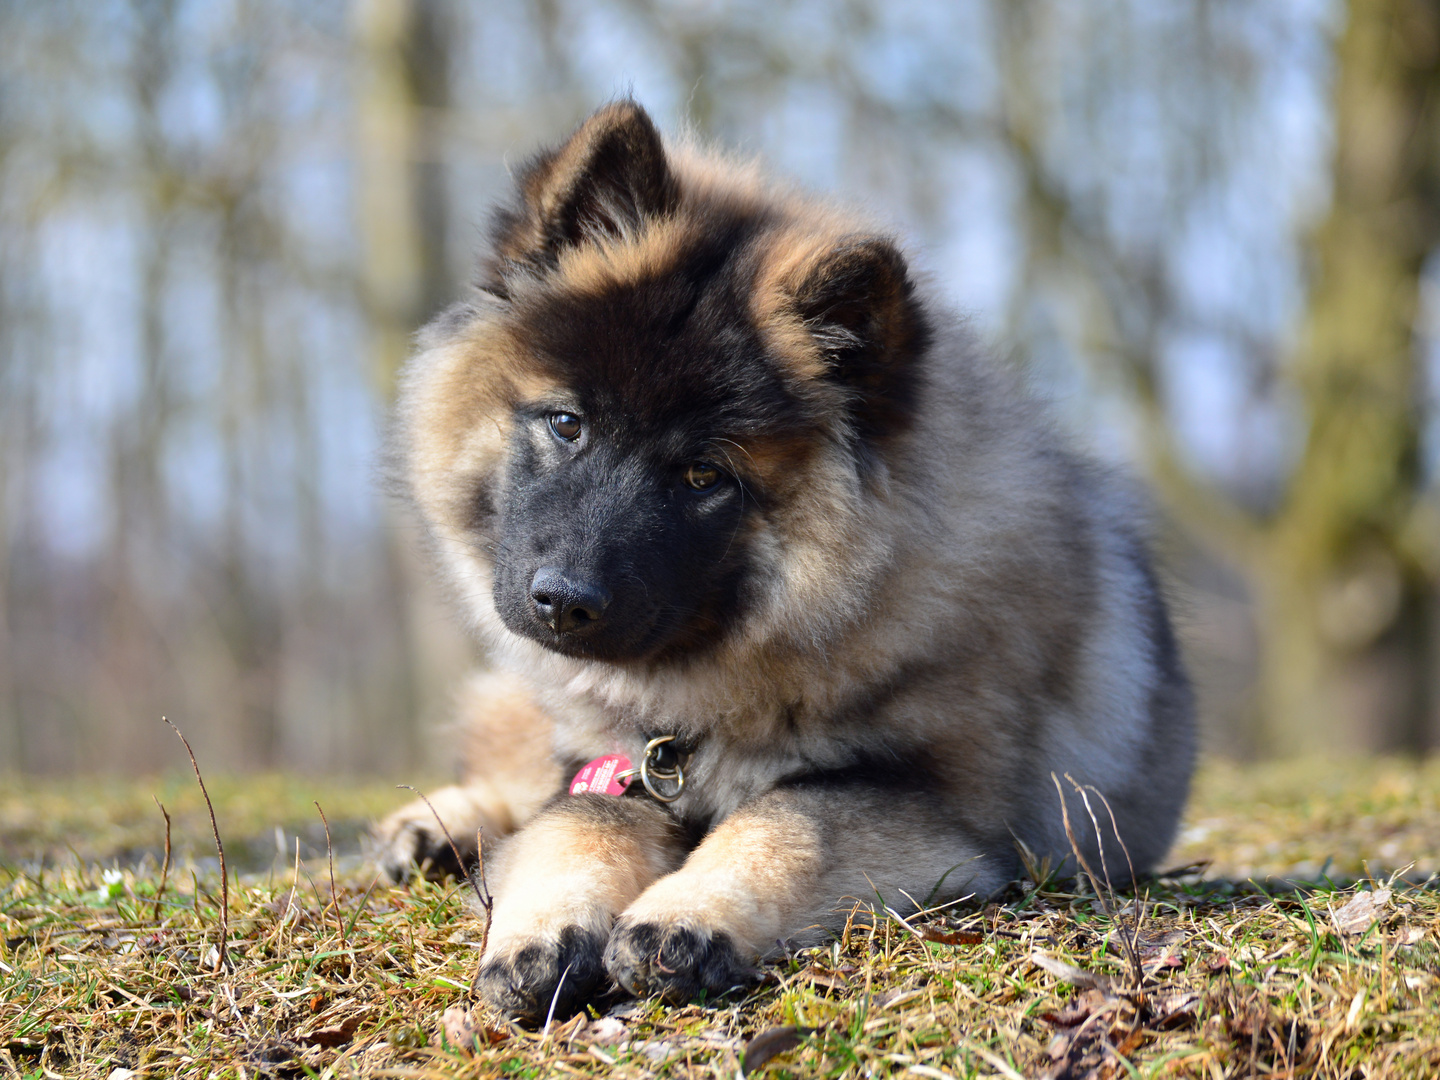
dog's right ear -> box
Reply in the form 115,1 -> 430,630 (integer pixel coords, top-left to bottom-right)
490,101 -> 677,271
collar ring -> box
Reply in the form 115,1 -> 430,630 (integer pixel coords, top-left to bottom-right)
639,734 -> 685,802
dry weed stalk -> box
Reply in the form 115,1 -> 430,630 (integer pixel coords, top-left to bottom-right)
396,785 -> 496,990
150,794 -> 172,921
474,826 -> 493,958
164,716 -> 230,971
1051,771 -> 1145,988
314,800 -> 344,951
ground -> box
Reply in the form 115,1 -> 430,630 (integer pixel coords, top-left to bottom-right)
2,759 -> 1438,1078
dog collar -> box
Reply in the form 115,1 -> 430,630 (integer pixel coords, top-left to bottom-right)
568,734 -> 691,803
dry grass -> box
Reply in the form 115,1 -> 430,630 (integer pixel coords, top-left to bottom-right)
2,760 -> 1438,1078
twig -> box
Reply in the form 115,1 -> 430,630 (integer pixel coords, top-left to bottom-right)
1079,778 -> 1138,893
314,801 -> 344,951
1051,772 -> 1110,918
151,795 -> 172,922
165,716 -> 229,972
1075,775 -> 1147,986
1054,772 -> 1144,988
395,786 -> 495,997
474,827 -> 493,958
394,784 -> 492,914
396,786 -> 469,873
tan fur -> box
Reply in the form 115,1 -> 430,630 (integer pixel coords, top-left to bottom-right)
616,799 -> 827,958
551,217 -> 696,298
484,800 -> 682,944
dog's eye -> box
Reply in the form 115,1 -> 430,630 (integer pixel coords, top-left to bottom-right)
683,462 -> 722,491
548,413 -> 582,442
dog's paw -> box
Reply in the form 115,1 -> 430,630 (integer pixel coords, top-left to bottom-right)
475,926 -> 608,1024
372,786 -> 489,882
603,917 -> 753,1004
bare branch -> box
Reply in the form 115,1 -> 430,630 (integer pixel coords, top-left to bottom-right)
164,717 -> 229,972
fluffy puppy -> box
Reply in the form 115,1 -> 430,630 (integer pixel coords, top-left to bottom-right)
375,101 -> 1195,1021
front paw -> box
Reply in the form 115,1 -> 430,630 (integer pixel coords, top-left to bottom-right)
372,786 -> 491,882
373,813 -> 468,883
604,918 -> 753,1004
476,926 -> 607,1024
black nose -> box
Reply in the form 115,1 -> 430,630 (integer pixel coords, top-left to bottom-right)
530,567 -> 612,634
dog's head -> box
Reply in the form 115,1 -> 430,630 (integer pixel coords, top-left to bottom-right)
397,101 -> 930,665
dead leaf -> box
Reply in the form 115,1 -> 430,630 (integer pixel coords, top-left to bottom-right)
1030,951 -> 1113,990
296,1010 -> 368,1048
1112,1025 -> 1145,1055
1148,990 -> 1200,1029
441,1006 -> 473,1047
440,1005 -> 506,1049
1135,928 -> 1187,956
795,964 -> 850,989
917,926 -> 985,946
875,987 -> 925,1009
546,1012 -> 588,1043
741,1026 -> 815,1075
1039,987 -> 1119,1028
1039,986 -> 1118,1027
1331,888 -> 1391,936
585,1016 -> 629,1045
1035,1022 -> 1111,1080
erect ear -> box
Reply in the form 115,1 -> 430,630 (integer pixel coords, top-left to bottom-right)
793,236 -> 929,437
492,101 -> 677,267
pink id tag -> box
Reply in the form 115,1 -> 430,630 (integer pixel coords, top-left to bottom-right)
569,753 -> 634,796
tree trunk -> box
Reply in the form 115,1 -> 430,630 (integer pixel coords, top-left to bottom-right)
1257,0 -> 1440,754
353,0 -> 472,772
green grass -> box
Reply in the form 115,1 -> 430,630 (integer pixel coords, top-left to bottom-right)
2,760 -> 1438,1078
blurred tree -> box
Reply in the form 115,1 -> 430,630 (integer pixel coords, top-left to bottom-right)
1259,0 -> 1439,754
994,0 -> 1440,755
1,0 -> 1435,775
354,0 -> 469,772
356,0 -> 452,393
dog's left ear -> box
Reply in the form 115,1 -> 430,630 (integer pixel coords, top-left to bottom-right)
794,236 -> 929,438
491,100 -> 677,269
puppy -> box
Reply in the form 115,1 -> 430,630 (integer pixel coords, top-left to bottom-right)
375,101 -> 1195,1021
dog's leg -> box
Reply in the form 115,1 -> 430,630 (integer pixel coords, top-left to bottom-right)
605,785 -> 1009,1003
374,671 -> 560,881
474,795 -> 687,1023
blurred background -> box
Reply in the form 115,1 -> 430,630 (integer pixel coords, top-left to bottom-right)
1,0 -> 1437,779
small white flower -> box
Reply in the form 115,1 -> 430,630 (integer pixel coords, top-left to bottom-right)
97,868 -> 125,902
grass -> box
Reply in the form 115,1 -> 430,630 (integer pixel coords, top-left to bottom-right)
1,759 -> 1438,1078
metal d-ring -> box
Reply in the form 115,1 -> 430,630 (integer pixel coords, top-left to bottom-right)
639,734 -> 685,802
